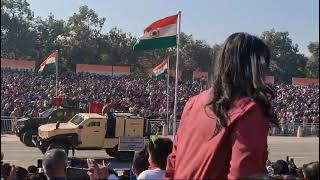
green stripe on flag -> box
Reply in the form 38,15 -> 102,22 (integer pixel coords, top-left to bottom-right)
134,35 -> 176,51
39,63 -> 56,75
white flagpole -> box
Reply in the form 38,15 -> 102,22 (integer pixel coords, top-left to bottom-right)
173,11 -> 181,137
166,56 -> 170,126
55,50 -> 58,97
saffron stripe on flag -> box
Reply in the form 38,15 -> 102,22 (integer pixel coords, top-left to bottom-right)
144,15 -> 178,33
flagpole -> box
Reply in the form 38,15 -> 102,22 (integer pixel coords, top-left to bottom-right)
166,56 -> 170,126
55,50 -> 58,97
173,11 -> 181,137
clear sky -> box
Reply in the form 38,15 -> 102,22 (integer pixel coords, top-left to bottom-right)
27,0 -> 319,55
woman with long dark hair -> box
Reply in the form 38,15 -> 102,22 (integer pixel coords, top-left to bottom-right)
165,32 -> 278,179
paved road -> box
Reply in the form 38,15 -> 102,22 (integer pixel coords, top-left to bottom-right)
267,136 -> 318,166
1,134 -> 319,168
1,134 -> 132,169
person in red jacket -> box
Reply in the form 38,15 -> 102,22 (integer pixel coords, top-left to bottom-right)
165,32 -> 278,179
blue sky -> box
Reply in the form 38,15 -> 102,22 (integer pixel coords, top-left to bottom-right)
27,0 -> 319,55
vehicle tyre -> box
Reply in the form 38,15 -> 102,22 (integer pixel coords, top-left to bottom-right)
22,132 -> 35,147
47,142 -> 69,156
19,134 -> 24,143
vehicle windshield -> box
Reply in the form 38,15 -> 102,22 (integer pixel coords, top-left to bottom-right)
40,108 -> 56,118
69,114 -> 85,125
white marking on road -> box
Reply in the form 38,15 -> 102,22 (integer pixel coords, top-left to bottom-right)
3,160 -> 18,162
2,149 -> 33,152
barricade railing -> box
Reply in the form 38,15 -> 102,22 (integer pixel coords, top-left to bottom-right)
1,116 -> 15,133
269,123 -> 319,137
145,119 -> 180,135
145,118 -> 319,137
2,116 -> 318,137
1,116 -> 27,133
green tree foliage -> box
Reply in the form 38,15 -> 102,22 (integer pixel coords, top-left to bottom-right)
1,2 -> 315,83
62,5 -> 106,70
104,28 -> 139,65
1,0 -> 36,59
305,42 -> 319,78
34,14 -> 65,65
261,29 -> 307,83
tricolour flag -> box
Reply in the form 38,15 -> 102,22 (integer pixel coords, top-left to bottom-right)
39,51 -> 57,75
152,57 -> 168,77
133,14 -> 177,51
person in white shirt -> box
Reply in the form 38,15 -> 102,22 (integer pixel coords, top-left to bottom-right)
137,136 -> 172,180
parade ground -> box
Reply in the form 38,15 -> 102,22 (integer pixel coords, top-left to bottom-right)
1,134 -> 319,168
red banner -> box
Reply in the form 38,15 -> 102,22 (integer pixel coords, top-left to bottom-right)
292,77 -> 319,85
76,64 -> 113,75
169,70 -> 182,78
52,97 -> 64,107
193,71 -> 208,79
1,59 -> 35,71
112,66 -> 131,76
76,64 -> 130,76
264,76 -> 275,84
89,102 -> 104,114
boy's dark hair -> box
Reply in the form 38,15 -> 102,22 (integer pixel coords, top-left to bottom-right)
27,165 -> 38,174
1,163 -> 12,178
16,166 -> 29,180
27,173 -> 48,180
303,161 -> 319,180
148,137 -> 173,170
273,160 -> 289,175
132,149 -> 149,174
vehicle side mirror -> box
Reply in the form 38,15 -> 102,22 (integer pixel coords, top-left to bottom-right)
79,125 -> 83,129
55,121 -> 60,129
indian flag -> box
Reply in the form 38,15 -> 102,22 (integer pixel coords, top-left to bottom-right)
152,57 -> 168,77
134,14 -> 178,51
39,51 -> 57,75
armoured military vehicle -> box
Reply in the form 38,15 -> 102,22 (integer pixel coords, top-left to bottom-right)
33,113 -> 148,160
15,107 -> 84,147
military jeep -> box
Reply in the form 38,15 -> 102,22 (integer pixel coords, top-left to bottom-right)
33,113 -> 148,161
15,108 -> 84,147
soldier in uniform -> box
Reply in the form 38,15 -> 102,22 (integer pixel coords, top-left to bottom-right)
102,98 -> 116,137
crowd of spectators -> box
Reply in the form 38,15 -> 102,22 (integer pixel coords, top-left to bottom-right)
1,69 -> 206,119
273,84 -> 319,125
1,69 -> 319,125
2,146 -> 319,180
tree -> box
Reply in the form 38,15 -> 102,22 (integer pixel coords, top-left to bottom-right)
209,44 -> 222,80
305,42 -> 319,78
63,5 -> 106,69
1,0 -> 37,59
34,14 -> 65,65
168,32 -> 214,71
104,27 -> 139,65
261,29 -> 307,83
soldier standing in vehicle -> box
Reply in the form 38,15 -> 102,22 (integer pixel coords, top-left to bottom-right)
102,98 -> 113,116
102,98 -> 116,137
